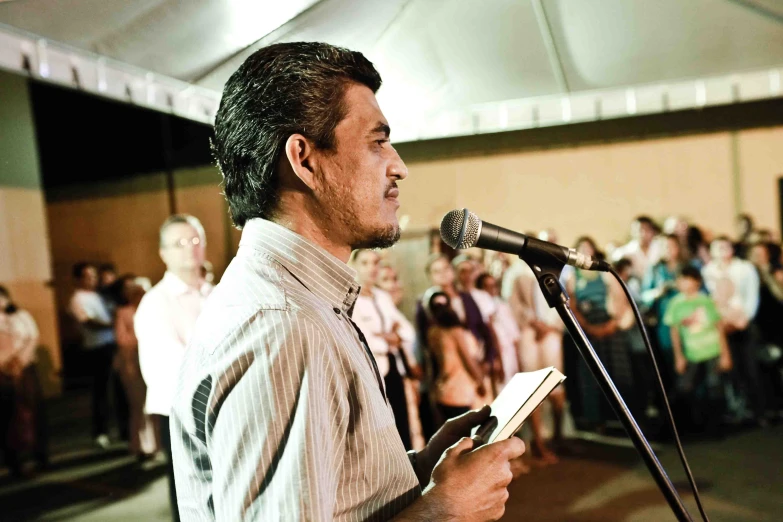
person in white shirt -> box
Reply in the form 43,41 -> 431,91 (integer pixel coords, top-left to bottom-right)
350,249 -> 421,450
135,214 -> 213,521
611,216 -> 664,280
69,262 -> 116,449
702,235 -> 764,422
0,286 -> 47,476
502,259 -> 566,464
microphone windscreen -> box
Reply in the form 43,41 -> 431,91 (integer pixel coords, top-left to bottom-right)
440,209 -> 482,249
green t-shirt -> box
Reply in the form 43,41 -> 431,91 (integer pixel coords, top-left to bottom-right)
663,293 -> 722,363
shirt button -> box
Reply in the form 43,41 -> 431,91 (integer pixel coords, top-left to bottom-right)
333,307 -> 341,315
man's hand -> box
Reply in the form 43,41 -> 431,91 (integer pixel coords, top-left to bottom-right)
415,406 -> 490,484
718,350 -> 733,373
424,436 -> 526,521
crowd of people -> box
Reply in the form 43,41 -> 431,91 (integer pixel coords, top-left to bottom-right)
1,210 -> 782,496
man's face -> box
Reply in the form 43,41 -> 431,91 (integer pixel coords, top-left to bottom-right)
312,84 -> 408,250
81,266 -> 99,291
633,221 -> 655,245
664,237 -> 680,262
455,261 -> 476,290
353,250 -> 380,287
481,276 -> 499,297
160,223 -> 206,273
429,258 -> 455,288
377,266 -> 399,294
749,244 -> 770,267
100,270 -> 117,288
710,240 -> 734,263
677,276 -> 699,295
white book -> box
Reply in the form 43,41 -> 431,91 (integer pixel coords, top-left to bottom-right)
472,367 -> 566,445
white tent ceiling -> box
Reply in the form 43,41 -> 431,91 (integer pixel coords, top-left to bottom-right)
1,0 -> 783,140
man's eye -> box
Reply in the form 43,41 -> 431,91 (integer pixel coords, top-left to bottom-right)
376,139 -> 389,146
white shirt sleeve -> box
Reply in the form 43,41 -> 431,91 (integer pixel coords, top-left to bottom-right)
739,261 -> 760,320
69,292 -> 91,323
135,292 -> 188,415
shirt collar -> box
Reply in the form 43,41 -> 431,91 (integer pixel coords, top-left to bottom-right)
161,272 -> 211,297
239,218 -> 361,314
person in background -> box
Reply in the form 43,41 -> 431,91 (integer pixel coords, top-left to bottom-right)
375,261 -> 426,449
702,236 -> 763,424
565,237 -> 634,432
423,290 -> 486,421
111,275 -> 156,461
416,254 -> 499,426
200,260 -> 215,285
0,286 -> 47,477
748,242 -> 783,416
611,216 -> 664,280
135,214 -> 213,521
734,214 -> 755,260
98,263 -> 118,295
685,225 -> 712,268
475,273 -> 520,389
664,266 -> 732,436
664,216 -> 690,253
350,249 -> 420,450
642,234 -> 692,384
502,258 -> 566,463
378,262 -> 405,307
69,262 -> 116,449
452,254 -> 502,392
614,258 -> 653,421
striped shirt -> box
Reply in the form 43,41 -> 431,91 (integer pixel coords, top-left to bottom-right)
171,218 -> 421,521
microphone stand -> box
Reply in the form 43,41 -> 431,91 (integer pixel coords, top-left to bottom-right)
525,256 -> 693,522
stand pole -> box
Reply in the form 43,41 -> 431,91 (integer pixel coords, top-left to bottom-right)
529,265 -> 692,522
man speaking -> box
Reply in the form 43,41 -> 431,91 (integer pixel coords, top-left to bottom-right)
171,42 -> 525,521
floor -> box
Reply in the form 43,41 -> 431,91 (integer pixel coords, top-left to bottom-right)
1,390 -> 780,522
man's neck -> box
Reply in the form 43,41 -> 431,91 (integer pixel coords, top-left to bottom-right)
170,269 -> 202,288
272,212 -> 352,263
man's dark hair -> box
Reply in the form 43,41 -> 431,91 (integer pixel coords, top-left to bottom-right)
426,291 -> 462,329
635,215 -> 655,227
613,258 -> 633,273
736,213 -> 753,226
72,262 -> 94,280
98,263 -> 116,275
0,285 -> 17,314
475,273 -> 493,291
213,42 -> 383,227
677,265 -> 703,283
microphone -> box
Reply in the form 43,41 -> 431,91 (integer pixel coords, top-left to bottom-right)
439,208 -> 610,272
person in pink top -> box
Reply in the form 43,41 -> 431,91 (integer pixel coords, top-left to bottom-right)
111,275 -> 157,461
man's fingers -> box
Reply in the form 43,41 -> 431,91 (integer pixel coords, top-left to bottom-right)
494,437 -> 526,461
443,405 -> 491,435
444,437 -> 475,459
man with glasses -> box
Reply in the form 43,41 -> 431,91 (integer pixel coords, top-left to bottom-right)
135,214 -> 213,521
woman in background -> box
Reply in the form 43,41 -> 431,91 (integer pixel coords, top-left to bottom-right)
112,276 -> 156,460
564,237 -> 633,432
0,286 -> 47,477
424,290 -> 486,421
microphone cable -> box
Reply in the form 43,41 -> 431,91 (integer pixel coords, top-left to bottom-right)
607,266 -> 710,522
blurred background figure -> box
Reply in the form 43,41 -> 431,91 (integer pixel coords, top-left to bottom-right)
734,213 -> 755,259
350,250 -> 421,450
200,260 -> 215,285
0,286 -> 47,478
703,236 -> 763,425
612,216 -> 663,280
565,237 -> 633,434
68,262 -> 117,449
375,261 -> 425,449
111,275 -> 156,461
377,262 -> 405,307
422,290 -> 486,422
502,257 -> 565,464
135,214 -> 213,522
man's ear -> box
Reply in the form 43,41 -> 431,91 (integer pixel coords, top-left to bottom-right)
284,134 -> 318,190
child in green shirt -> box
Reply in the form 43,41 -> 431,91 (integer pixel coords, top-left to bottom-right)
663,266 -> 732,434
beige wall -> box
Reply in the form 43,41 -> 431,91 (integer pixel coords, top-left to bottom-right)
399,127 -> 782,249
46,167 -> 237,344
0,71 -> 61,396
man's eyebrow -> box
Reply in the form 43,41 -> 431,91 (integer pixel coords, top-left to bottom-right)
368,122 -> 391,138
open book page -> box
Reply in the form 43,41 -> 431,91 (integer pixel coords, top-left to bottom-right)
472,367 -> 566,444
